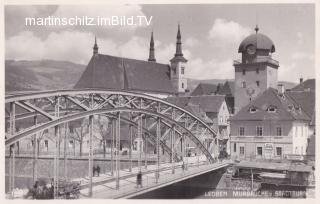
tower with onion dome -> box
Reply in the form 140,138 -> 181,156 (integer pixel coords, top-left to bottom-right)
234,25 -> 279,113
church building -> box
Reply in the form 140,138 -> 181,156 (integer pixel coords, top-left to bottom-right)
74,25 -> 188,98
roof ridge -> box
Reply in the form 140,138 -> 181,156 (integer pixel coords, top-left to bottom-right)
98,53 -> 170,67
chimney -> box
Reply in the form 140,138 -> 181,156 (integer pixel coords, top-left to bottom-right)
277,84 -> 285,95
300,78 -> 303,84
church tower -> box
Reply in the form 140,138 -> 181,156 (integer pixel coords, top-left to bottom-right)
148,32 -> 156,62
234,25 -> 279,113
170,24 -> 188,94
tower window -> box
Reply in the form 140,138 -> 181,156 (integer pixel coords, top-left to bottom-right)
242,69 -> 246,75
256,81 -> 260,87
242,81 -> 246,88
256,68 -> 259,74
181,82 -> 184,89
181,67 -> 185,75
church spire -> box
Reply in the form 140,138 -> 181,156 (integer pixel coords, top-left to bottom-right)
175,24 -> 183,57
93,36 -> 98,55
148,32 -> 156,62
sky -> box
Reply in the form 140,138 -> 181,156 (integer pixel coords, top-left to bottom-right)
5,4 -> 315,83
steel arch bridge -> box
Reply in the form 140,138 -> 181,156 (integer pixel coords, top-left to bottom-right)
5,89 -> 219,198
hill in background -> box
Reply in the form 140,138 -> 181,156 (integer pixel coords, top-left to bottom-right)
5,59 -> 297,93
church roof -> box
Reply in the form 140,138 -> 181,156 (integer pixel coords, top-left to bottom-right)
74,54 -> 175,94
238,33 -> 275,53
231,88 -> 310,121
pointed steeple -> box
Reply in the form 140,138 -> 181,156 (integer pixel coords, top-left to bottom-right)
93,36 -> 98,55
170,24 -> 187,62
175,24 -> 183,57
148,32 -> 156,62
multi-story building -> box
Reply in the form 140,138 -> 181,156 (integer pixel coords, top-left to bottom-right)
230,86 -> 313,160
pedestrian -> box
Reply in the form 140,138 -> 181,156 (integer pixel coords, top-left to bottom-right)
136,171 -> 142,188
93,166 -> 96,177
96,165 -> 100,177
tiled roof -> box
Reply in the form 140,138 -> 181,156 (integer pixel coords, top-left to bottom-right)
291,79 -> 315,91
230,88 -> 310,121
74,54 -> 175,94
191,83 -> 218,96
167,95 -> 226,114
286,91 -> 315,119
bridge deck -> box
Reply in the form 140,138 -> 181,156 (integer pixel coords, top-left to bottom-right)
77,158 -> 231,199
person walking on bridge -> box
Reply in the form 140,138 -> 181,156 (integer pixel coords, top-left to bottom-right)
136,171 -> 143,188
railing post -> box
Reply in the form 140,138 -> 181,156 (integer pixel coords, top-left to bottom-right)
115,112 -> 120,189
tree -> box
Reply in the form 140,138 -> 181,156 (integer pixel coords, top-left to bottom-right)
70,120 -> 88,157
94,116 -> 111,158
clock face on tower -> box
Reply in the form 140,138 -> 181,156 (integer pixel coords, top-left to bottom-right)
246,45 -> 256,55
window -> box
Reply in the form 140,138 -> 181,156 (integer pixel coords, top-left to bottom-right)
256,68 -> 259,74
181,67 -> 185,75
240,146 -> 245,155
267,106 -> 277,112
31,140 -> 34,147
181,82 -> 184,88
239,127 -> 245,136
276,127 -> 282,136
276,147 -> 282,156
249,106 -> 257,113
242,81 -> 246,88
256,126 -> 263,136
257,147 -> 263,156
242,69 -> 246,75
256,81 -> 260,87
233,143 -> 237,152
